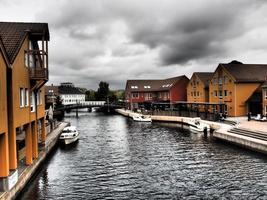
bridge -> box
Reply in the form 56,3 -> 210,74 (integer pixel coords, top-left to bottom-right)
54,101 -> 124,116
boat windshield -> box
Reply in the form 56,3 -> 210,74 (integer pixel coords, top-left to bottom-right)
62,129 -> 75,133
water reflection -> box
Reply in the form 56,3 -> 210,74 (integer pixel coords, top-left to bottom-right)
19,112 -> 267,199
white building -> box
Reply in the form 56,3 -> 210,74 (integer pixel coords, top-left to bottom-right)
58,82 -> 85,105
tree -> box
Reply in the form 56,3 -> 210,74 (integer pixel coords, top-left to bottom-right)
95,81 -> 110,101
85,90 -> 96,101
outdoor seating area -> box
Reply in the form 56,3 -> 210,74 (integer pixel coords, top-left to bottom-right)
251,114 -> 267,122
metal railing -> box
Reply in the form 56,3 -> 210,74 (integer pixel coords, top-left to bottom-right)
29,67 -> 48,80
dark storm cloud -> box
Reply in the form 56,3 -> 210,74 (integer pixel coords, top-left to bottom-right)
30,0 -> 267,88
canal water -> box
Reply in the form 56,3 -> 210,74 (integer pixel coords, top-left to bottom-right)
19,112 -> 267,199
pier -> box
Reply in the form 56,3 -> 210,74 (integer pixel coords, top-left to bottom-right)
116,109 -> 267,155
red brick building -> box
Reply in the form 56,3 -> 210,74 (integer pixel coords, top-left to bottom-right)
125,76 -> 189,110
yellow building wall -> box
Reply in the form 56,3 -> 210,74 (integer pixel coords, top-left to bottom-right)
0,49 -> 9,177
235,83 -> 261,116
209,66 -> 261,116
187,74 -> 208,103
9,36 -> 46,170
0,52 -> 8,134
209,67 -> 235,116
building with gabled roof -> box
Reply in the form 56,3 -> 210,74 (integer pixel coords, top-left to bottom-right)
125,75 -> 189,110
209,61 -> 267,116
0,21 -> 49,190
58,83 -> 85,105
187,72 -> 213,103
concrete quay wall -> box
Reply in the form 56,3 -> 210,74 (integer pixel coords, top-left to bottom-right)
0,122 -> 69,200
116,109 -> 267,155
214,130 -> 267,155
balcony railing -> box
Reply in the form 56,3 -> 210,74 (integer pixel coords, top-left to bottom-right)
29,68 -> 48,80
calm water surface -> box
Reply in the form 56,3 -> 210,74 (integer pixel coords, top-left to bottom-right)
19,112 -> 267,199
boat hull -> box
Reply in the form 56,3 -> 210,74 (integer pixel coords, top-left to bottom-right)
60,135 -> 79,145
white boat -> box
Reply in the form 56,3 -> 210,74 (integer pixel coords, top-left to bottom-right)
132,115 -> 152,122
188,118 -> 210,132
59,126 -> 79,145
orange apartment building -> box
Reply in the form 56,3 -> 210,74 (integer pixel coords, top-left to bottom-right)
0,22 -> 49,191
0,38 -> 9,181
209,61 -> 267,117
187,72 -> 213,103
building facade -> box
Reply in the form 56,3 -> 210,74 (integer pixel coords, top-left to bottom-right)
262,82 -> 267,116
0,39 -> 9,179
0,22 -> 49,190
58,83 -> 85,105
187,72 -> 213,103
209,62 -> 267,116
125,76 -> 189,110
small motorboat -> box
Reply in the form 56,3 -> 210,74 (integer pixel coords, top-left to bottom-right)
59,126 -> 79,145
188,118 -> 210,132
132,115 -> 152,122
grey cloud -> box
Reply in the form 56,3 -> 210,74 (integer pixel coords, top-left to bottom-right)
30,0 -> 267,89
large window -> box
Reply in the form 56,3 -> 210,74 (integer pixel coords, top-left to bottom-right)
20,88 -> 24,107
219,90 -> 223,98
224,90 -> 228,97
25,89 -> 29,106
30,92 -> 36,112
132,93 -> 139,99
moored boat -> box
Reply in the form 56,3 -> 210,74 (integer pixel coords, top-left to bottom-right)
59,126 -> 79,145
188,118 -> 210,132
133,115 -> 152,122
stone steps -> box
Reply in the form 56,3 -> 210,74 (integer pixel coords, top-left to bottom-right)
229,128 -> 267,141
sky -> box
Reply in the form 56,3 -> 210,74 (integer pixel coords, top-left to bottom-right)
1,0 -> 267,90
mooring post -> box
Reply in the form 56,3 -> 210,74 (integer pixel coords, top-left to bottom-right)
204,127 -> 208,138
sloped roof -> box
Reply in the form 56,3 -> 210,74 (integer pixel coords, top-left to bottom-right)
0,22 -> 49,63
194,72 -> 213,88
126,75 -> 188,92
58,85 -> 85,95
220,63 -> 267,83
0,37 -> 10,67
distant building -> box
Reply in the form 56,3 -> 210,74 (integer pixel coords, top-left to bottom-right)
187,72 -> 213,103
125,76 -> 189,110
45,85 -> 59,109
58,82 -> 85,105
262,81 -> 267,116
209,62 -> 267,116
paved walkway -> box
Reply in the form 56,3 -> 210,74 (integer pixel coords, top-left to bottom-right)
227,117 -> 267,134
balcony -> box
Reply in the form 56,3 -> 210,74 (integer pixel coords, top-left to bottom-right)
29,68 -> 48,80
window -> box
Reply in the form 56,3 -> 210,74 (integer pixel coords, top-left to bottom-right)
213,78 -> 217,85
224,76 -> 228,84
30,92 -> 36,112
218,77 -> 223,85
24,52 -> 28,67
194,91 -> 196,97
144,86 -> 151,89
265,105 -> 267,115
25,89 -> 29,106
214,90 -> 217,97
191,92 -> 193,97
197,91 -> 199,96
224,90 -> 228,97
20,88 -> 24,107
132,93 -> 139,98
131,86 -> 138,89
265,90 -> 267,100
219,90 -> 223,98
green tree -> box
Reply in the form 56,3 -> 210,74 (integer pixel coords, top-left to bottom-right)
95,81 -> 110,101
85,90 -> 96,101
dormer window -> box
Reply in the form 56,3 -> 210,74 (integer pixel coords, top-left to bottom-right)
131,86 -> 138,89
144,86 -> 151,89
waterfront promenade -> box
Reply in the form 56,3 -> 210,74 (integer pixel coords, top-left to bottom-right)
0,122 -> 69,200
116,109 -> 267,155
